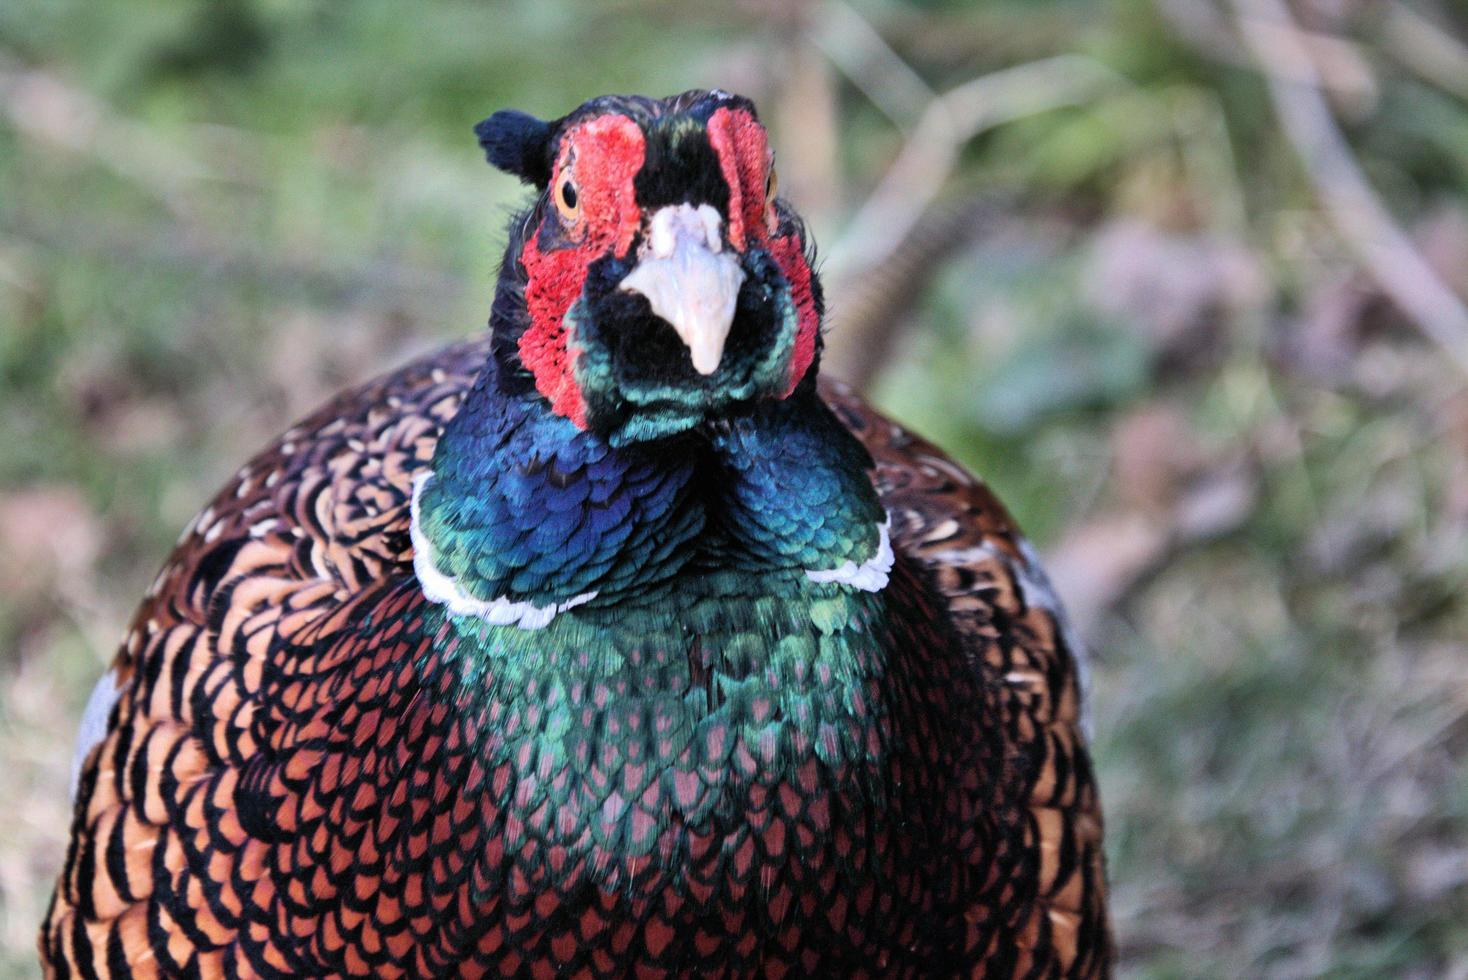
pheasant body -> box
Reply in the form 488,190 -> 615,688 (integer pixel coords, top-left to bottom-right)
43,91 -> 1110,978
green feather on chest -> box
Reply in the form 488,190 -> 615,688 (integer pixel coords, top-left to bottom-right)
418,563 -> 903,858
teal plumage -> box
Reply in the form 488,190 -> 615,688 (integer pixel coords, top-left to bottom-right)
43,91 -> 1110,978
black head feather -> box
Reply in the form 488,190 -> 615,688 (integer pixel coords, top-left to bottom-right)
474,91 -> 759,191
475,110 -> 554,187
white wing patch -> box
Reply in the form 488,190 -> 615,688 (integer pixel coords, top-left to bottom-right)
71,667 -> 124,801
409,472 -> 596,630
805,516 -> 894,593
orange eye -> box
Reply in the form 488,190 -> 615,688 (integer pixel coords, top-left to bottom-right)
555,176 -> 580,221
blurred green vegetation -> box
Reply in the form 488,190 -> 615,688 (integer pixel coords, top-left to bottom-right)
3,0 -> 1467,975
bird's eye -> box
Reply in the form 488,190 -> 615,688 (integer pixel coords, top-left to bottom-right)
555,177 -> 580,220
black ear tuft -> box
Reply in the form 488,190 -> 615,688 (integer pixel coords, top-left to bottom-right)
474,110 -> 554,187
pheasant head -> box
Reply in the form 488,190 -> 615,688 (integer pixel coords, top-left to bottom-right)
477,90 -> 822,444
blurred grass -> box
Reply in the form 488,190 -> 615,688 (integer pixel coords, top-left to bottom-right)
3,0 -> 1467,976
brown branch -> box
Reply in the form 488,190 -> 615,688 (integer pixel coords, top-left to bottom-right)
809,0 -> 934,129
820,195 -> 1005,389
1158,0 -> 1378,107
1230,0 -> 1468,377
829,54 -> 1124,278
797,2 -> 1125,390
1382,1 -> 1468,103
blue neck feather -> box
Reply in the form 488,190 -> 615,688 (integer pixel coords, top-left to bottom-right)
414,355 -> 886,614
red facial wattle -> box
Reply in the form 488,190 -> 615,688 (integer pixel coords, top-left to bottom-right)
707,106 -> 819,398
520,105 -> 821,430
519,114 -> 646,427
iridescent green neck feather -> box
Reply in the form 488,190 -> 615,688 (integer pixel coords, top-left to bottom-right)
407,356 -> 896,833
413,356 -> 887,623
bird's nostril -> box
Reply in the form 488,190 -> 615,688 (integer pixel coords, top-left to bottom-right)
695,204 -> 723,254
641,204 -> 726,260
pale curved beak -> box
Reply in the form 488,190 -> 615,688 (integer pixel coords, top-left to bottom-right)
619,203 -> 745,375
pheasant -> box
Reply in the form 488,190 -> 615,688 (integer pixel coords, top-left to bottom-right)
42,90 -> 1110,978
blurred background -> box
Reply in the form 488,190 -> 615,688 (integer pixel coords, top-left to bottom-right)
3,0 -> 1467,975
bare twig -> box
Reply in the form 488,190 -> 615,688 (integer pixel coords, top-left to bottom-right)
829,54 -> 1125,276
799,3 -> 1126,388
1382,1 -> 1468,103
810,0 -> 933,129
1238,17 -> 1377,106
1157,0 -> 1377,107
1230,0 -> 1468,377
